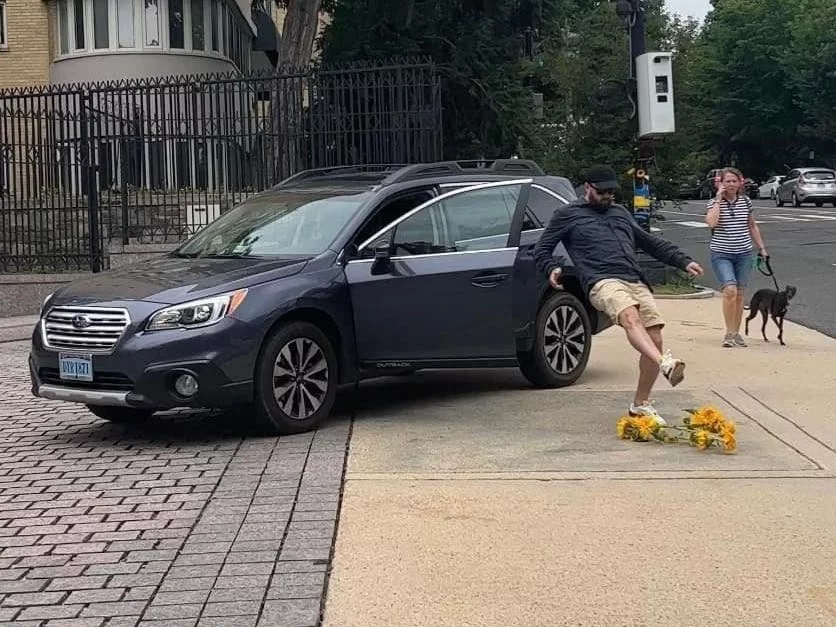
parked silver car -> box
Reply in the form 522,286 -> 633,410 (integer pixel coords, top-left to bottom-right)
775,167 -> 836,207
758,175 -> 785,200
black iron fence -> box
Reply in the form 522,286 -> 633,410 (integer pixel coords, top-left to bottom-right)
0,57 -> 443,272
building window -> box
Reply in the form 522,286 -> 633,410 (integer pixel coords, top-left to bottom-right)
73,0 -> 86,49
210,0 -> 218,51
117,0 -> 134,47
0,1 -> 7,49
58,1 -> 70,53
168,0 -> 183,48
145,0 -> 160,46
190,0 -> 204,50
53,0 -> 252,69
93,0 -> 109,48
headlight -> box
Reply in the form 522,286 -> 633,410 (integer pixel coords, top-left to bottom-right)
146,289 -> 248,331
40,292 -> 54,317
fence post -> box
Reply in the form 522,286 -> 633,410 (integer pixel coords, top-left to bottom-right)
79,90 -> 102,273
120,135 -> 129,245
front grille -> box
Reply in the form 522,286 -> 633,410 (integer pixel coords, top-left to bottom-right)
38,368 -> 134,392
43,307 -> 130,353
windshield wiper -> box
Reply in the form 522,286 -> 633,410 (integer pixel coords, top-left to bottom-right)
199,253 -> 261,259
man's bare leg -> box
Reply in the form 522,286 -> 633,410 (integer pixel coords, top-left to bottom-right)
635,325 -> 664,405
618,306 -> 663,363
618,306 -> 685,389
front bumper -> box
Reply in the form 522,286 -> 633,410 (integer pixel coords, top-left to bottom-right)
29,317 -> 258,410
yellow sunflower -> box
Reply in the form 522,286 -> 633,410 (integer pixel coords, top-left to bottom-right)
691,429 -> 713,451
690,406 -> 728,433
721,424 -> 737,453
617,417 -> 631,440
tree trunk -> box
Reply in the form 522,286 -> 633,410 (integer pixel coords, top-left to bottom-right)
267,0 -> 323,184
278,0 -> 323,67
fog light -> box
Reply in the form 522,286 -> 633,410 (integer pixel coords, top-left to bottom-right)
174,373 -> 199,398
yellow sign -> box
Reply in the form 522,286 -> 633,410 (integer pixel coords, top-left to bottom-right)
633,195 -> 650,208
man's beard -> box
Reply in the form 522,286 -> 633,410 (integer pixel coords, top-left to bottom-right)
591,197 -> 614,209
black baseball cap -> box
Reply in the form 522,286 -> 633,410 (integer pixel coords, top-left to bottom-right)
583,165 -> 620,192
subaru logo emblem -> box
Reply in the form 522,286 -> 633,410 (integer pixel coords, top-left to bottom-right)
72,314 -> 91,329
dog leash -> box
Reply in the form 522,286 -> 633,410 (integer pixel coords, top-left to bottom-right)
755,254 -> 780,291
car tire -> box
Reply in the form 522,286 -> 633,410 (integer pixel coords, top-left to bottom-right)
86,405 -> 154,423
254,321 -> 338,435
775,193 -> 784,207
792,193 -> 801,207
518,291 -> 592,389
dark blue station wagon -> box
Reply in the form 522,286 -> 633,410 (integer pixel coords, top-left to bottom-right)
29,160 -> 612,434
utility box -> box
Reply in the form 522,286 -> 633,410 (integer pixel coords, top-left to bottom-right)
636,52 -> 675,138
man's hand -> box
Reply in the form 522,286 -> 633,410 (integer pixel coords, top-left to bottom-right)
549,267 -> 563,289
685,261 -> 704,277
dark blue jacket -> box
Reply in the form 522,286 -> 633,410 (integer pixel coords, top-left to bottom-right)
533,200 -> 694,296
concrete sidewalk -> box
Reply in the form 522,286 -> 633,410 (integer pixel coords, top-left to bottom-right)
322,297 -> 836,627
0,315 -> 38,343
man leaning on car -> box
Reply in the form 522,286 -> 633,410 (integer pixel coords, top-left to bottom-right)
533,165 -> 704,425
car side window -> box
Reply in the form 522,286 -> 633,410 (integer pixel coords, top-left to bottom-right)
526,186 -> 564,226
389,205 -> 450,256
440,184 -> 521,251
353,189 -> 435,248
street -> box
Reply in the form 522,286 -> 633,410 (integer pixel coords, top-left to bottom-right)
655,199 -> 836,338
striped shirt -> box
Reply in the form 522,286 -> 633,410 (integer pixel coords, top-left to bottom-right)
706,195 -> 753,254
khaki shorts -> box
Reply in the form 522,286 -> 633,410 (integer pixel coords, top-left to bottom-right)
589,279 -> 665,328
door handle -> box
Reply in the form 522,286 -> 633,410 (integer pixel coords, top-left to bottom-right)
471,272 -> 509,287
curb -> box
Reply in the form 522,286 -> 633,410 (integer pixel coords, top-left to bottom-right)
654,285 -> 716,300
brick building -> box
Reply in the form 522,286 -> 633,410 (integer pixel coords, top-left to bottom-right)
0,0 -> 54,88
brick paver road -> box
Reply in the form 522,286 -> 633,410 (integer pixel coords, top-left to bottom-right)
0,340 -> 350,627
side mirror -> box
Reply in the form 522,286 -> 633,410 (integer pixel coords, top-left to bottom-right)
371,244 -> 392,274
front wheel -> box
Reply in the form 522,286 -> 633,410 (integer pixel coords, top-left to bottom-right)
254,321 -> 338,435
86,405 -> 154,423
518,291 -> 592,388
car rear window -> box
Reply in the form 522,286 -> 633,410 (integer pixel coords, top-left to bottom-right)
805,171 -> 836,180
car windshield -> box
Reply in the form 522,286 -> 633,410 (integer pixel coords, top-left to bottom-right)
174,191 -> 371,258
804,171 -> 836,181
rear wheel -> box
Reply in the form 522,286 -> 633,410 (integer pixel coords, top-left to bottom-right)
775,193 -> 784,207
86,405 -> 154,423
253,321 -> 338,435
518,291 -> 592,388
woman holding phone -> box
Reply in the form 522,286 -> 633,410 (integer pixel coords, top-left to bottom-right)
705,167 -> 768,347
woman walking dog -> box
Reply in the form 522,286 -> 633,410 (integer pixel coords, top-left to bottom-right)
705,167 -> 769,347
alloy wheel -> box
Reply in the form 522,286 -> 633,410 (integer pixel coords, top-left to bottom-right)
272,338 -> 329,421
543,305 -> 587,375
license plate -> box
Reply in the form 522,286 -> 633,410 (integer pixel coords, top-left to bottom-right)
59,353 -> 93,382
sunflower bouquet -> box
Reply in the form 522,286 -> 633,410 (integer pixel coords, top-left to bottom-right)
616,405 -> 737,454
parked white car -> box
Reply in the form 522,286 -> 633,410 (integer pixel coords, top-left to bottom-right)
758,175 -> 785,199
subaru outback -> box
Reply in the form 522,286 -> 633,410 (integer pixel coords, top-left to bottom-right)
29,159 -> 612,434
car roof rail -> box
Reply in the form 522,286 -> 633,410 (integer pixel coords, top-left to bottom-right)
381,158 -> 545,185
275,164 -> 410,187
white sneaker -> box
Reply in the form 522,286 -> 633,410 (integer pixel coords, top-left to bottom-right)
659,350 -> 686,387
629,401 -> 667,426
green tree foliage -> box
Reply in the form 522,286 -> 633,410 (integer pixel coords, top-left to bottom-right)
783,0 -> 836,156
316,0 -> 836,185
319,0 -> 560,159
685,0 -> 802,179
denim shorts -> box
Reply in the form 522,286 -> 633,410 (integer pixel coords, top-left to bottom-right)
710,251 -> 754,290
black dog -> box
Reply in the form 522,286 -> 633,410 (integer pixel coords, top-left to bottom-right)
744,285 -> 797,346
